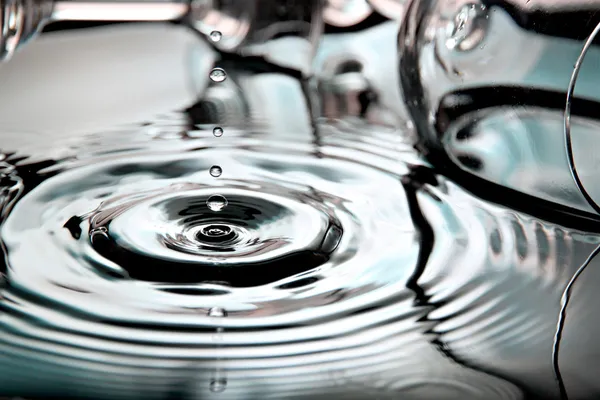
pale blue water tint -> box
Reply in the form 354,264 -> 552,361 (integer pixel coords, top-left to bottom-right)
2,108 -> 599,399
2,5 -> 600,400
397,1 -> 600,399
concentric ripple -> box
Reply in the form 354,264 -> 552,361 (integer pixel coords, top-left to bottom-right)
2,138 -> 419,325
90,184 -> 342,285
0,124 -> 535,399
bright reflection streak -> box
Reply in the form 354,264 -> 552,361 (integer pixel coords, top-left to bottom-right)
51,2 -> 188,21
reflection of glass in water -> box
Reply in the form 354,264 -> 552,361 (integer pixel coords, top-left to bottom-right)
399,2 -> 600,400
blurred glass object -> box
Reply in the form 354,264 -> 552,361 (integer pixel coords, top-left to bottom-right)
367,0 -> 405,20
190,0 -> 323,75
315,20 -> 410,129
323,0 -> 374,27
0,0 -> 53,60
1,0 -> 323,75
399,0 -> 600,219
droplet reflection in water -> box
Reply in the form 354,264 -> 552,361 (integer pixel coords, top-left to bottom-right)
209,378 -> 227,393
208,307 -> 227,318
213,127 -> 224,137
209,68 -> 227,83
207,194 -> 228,212
210,165 -> 222,177
209,30 -> 222,43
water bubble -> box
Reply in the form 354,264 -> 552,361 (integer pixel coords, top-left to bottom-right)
209,68 -> 227,83
213,127 -> 224,137
207,194 -> 228,211
210,166 -> 222,177
209,30 -> 222,43
209,378 -> 227,393
208,307 -> 227,318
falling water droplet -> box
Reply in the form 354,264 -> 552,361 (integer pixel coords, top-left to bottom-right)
213,127 -> 224,137
209,378 -> 227,393
209,68 -> 227,83
208,307 -> 227,318
210,166 -> 222,177
209,30 -> 222,42
207,194 -> 228,212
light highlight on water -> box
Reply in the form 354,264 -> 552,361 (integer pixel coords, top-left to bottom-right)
0,120 -> 584,399
208,307 -> 227,318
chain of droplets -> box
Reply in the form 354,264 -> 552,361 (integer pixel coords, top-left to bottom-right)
206,30 -> 227,215
206,31 -> 228,394
554,21 -> 600,400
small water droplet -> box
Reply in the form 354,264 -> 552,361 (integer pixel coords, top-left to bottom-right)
209,68 -> 227,83
209,30 -> 222,42
208,307 -> 227,318
209,378 -> 227,393
213,127 -> 224,137
207,194 -> 228,211
210,166 -> 222,177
